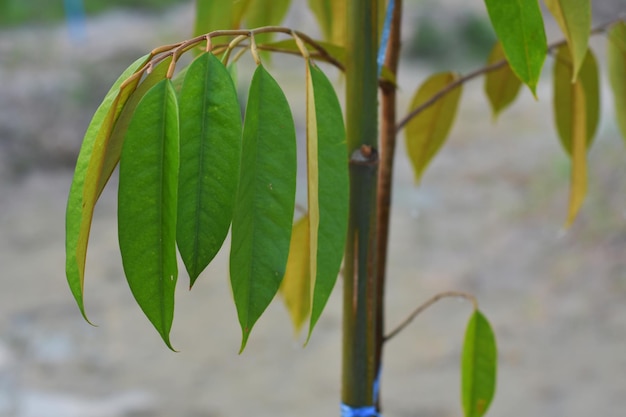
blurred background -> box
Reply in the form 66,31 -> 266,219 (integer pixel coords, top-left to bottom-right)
0,0 -> 625,416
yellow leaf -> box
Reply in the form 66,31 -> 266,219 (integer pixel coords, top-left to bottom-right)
305,61 -> 319,310
553,45 -> 596,225
280,216 -> 311,334
484,42 -> 523,119
553,45 -> 599,155
405,72 -> 462,183
544,0 -> 591,81
567,82 -> 587,226
607,22 -> 626,142
308,0 -> 347,46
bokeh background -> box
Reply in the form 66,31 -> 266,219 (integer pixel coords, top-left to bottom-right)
1,0 -> 626,416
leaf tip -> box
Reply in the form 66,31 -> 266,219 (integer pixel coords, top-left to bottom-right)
239,328 -> 251,354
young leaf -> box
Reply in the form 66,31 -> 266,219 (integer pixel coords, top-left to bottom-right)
177,53 -> 242,285
307,0 -> 347,46
280,216 -> 311,334
544,0 -> 591,81
66,54 -> 149,321
306,62 -> 349,339
462,310 -> 497,417
118,79 -> 180,350
405,72 -> 462,183
553,45 -> 599,225
484,42 -> 523,118
230,65 -> 297,351
484,0 -> 547,95
607,22 -> 626,142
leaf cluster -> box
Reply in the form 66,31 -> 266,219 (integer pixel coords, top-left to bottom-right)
66,33 -> 349,351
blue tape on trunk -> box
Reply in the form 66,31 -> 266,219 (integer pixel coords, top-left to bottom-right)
341,404 -> 380,417
377,0 -> 396,77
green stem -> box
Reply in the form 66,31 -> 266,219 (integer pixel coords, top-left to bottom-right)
342,0 -> 380,412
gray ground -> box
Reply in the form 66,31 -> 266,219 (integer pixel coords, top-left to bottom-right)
1,2 -> 626,417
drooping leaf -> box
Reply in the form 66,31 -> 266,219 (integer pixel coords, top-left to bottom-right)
484,0 -> 547,95
405,72 -> 462,183
553,45 -> 599,154
306,62 -> 349,339
95,57 -> 171,199
544,0 -> 591,81
280,216 -> 311,334
566,82 -> 588,225
607,22 -> 626,142
177,53 -> 242,285
462,310 -> 497,417
484,42 -> 523,118
230,65 -> 297,351
308,0 -> 347,46
65,54 -> 149,321
553,45 -> 598,225
118,79 -> 180,350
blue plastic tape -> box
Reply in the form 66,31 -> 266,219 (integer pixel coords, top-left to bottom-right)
341,403 -> 380,417
377,0 -> 395,77
341,367 -> 383,417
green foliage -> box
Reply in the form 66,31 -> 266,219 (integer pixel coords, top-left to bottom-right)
177,53 -> 242,285
230,65 -> 297,351
484,0 -> 547,94
544,0 -> 591,80
118,79 -> 180,350
462,310 -> 497,417
306,62 -> 349,339
66,54 -> 150,321
65,0 -> 626,415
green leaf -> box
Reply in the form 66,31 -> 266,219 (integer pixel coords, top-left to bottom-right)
484,0 -> 547,94
96,57 -> 171,199
280,216 -> 311,334
544,0 -> 591,81
306,62 -> 349,340
484,42 -> 523,118
307,0 -> 347,46
608,22 -> 626,142
118,79 -> 180,350
177,53 -> 242,285
405,72 -> 462,183
462,310 -> 497,417
553,45 -> 598,225
230,65 -> 297,351
65,54 -> 149,321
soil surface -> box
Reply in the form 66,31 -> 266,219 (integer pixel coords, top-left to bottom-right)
1,3 -> 626,417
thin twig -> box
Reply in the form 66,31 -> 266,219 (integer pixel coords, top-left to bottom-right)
396,60 -> 507,133
384,291 -> 478,343
395,16 -> 625,133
